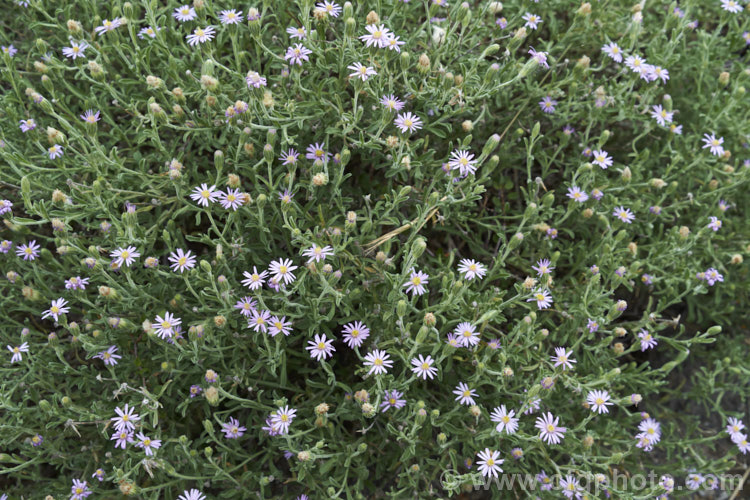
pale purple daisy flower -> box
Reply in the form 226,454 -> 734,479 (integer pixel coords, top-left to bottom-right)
586,389 -> 613,414
269,316 -> 292,337
280,149 -> 300,165
242,267 -> 268,290
453,382 -> 477,406
317,0 -> 342,17
91,469 -> 105,482
394,112 -> 423,134
70,479 -> 92,499
248,309 -> 271,333
7,342 -> 29,363
178,489 -> 206,500
448,149 -> 477,177
234,296 -> 257,316
219,9 -> 243,25
551,347 -> 576,370
46,144 -> 62,160
410,354 -> 437,380
0,199 -> 12,215
1,45 -> 18,57
457,259 -> 486,280
560,475 -> 582,499
587,318 -> 599,332
702,133 -> 725,156
94,18 -> 122,36
528,47 -> 549,68
454,322 -> 480,348
403,268 -> 429,296
537,471 -> 554,490
287,26 -> 307,40
218,188 -> 244,210
19,119 -> 37,132
135,432 -> 161,456
721,0 -> 743,13
566,186 -> 588,202
638,329 -> 657,351
532,258 -> 554,277
380,94 -> 405,112
80,109 -> 101,123
189,385 -> 202,398
359,24 -> 391,48
490,405 -> 519,434
613,206 -> 635,223
380,389 -> 406,412
15,240 -> 40,261
476,448 -> 504,478
62,41 -> 88,59
270,406 -> 296,434
592,150 -> 612,169
445,333 -> 461,348
651,105 -> 673,126
708,216 -> 722,231
138,26 -> 161,39
705,268 -> 723,286
153,312 -> 181,339
602,42 -> 623,62
727,417 -> 745,437
363,349 -> 393,375
110,246 -> 140,267
347,62 -> 377,81
269,258 -> 298,285
306,142 -> 330,163
342,321 -> 370,348
302,244 -> 334,263
385,34 -> 406,52
0,240 -> 12,253
522,12 -> 542,29
284,44 -> 312,66
245,70 -> 266,88
168,248 -> 196,273
186,26 -> 216,46
173,5 -> 197,22
539,96 -> 557,113
190,183 -> 219,207
111,404 -> 140,432
650,66 -> 669,83
221,417 -> 246,439
306,333 -> 336,361
42,298 -> 70,322
527,288 -> 553,309
535,412 -> 566,444
95,346 -> 122,366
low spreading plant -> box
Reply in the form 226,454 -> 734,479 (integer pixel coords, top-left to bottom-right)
1,0 -> 749,498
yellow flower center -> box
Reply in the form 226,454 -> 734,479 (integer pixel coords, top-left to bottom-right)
595,398 -> 604,405
50,306 -> 59,314
502,416 -> 510,423
374,358 -> 383,366
411,276 -> 421,285
178,257 -> 187,266
317,342 -> 325,349
143,438 -> 151,446
421,362 -> 429,370
547,424 -> 555,432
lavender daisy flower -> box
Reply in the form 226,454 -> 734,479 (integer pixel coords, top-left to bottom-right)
448,149 -> 477,176
0,240 -> 12,253
363,349 -> 393,375
221,417 -> 246,439
410,354 -> 437,380
7,342 -> 29,363
178,490 -> 206,500
279,189 -> 295,204
19,119 -> 36,132
279,149 -> 299,166
269,316 -> 292,337
284,44 -> 312,66
403,268 -> 429,296
94,18 -> 122,36
527,288 -> 553,309
613,206 -> 635,223
219,9 -> 243,25
306,142 -> 330,163
522,12 -> 542,30
380,94 -> 405,112
135,432 -> 161,456
168,248 -> 196,273
551,347 -> 576,370
248,309 -> 271,333
342,321 -> 370,348
173,5 -> 197,22
380,389 -> 406,412
539,96 -> 556,113
306,333 -> 336,361
702,133 -> 724,156
16,240 -> 41,260
602,42 -> 623,62
42,298 -> 70,322
394,112 -> 423,134
359,24 -> 391,48
0,199 -> 12,215
234,296 -> 257,316
48,145 -> 63,159
453,382 -> 477,406
347,62 -> 377,81
186,26 -> 215,46
1,45 -> 18,57
535,412 -> 566,444
245,70 -> 267,88
218,188 -> 244,210
138,26 -> 161,39
70,479 -> 92,499
95,346 -> 122,366
190,183 -> 219,207
62,41 -> 88,59
586,390 -> 613,414
528,47 -> 549,68
566,186 -> 588,202
287,26 -> 307,40
707,216 -> 722,231
638,329 -> 657,351
80,109 -> 101,123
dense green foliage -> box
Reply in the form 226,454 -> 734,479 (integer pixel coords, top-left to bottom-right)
1,0 -> 749,498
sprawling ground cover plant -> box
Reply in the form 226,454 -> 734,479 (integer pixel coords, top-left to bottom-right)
1,0 -> 749,498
